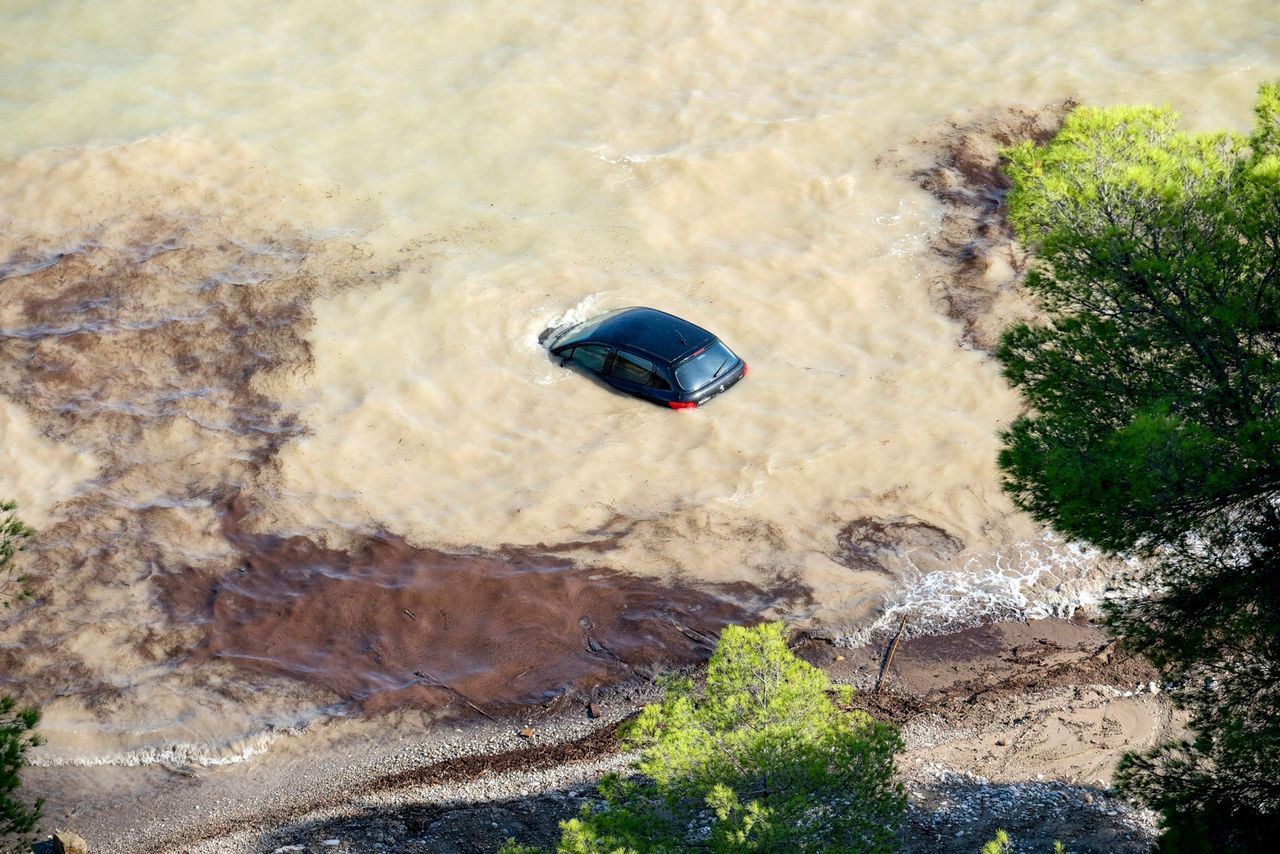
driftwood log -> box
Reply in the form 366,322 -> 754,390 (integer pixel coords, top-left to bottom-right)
873,615 -> 909,694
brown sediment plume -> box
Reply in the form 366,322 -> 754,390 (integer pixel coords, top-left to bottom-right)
834,516 -> 963,576
158,496 -> 783,716
883,100 -> 1078,350
0,138 -> 409,709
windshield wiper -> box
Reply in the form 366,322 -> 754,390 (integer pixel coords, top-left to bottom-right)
711,358 -> 730,379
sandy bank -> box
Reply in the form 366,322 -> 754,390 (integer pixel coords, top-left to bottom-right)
29,617 -> 1168,853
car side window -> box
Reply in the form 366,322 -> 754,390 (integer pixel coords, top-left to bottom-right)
609,350 -> 659,386
569,344 -> 610,373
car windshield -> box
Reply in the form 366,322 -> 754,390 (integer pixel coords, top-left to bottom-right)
674,340 -> 738,390
553,309 -> 627,349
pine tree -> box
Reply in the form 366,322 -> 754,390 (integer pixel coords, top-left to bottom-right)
504,622 -> 904,853
997,83 -> 1280,849
0,696 -> 42,853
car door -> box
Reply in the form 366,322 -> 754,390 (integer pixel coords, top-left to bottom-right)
562,344 -> 612,376
605,349 -> 669,400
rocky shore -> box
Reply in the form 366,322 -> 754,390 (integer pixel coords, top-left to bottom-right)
32,617 -> 1168,854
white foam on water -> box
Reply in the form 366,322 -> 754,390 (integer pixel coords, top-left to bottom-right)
537,293 -> 609,350
840,531 -> 1132,648
29,707 -> 336,769
31,729 -> 290,769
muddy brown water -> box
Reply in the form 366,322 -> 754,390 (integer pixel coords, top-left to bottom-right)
159,497 -> 789,717
2,0 -> 1277,770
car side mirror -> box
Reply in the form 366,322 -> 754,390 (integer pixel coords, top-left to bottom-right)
559,356 -> 570,367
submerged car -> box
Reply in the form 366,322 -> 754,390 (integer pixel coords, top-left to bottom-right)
547,307 -> 747,409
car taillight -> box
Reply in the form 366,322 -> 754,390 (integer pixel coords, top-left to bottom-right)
669,401 -> 698,410
743,362 -> 749,377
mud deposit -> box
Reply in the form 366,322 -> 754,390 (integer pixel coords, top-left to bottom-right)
887,101 -> 1078,351
0,141 -> 412,747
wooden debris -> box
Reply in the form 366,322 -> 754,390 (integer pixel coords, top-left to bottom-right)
465,700 -> 497,722
874,615 -> 909,695
413,668 -> 496,721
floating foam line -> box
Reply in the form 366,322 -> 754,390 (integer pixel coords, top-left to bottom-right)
840,531 -> 1132,648
29,718 -> 321,769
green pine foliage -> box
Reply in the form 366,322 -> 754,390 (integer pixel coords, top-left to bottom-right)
504,622 -> 904,853
998,93 -> 1280,554
1110,506 -> 1279,849
998,83 -> 1280,849
0,696 -> 43,853
0,500 -> 35,608
979,831 -> 1067,854
981,829 -> 1013,854
1,500 -> 42,853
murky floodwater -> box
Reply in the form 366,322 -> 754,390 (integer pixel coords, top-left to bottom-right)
1,0 -> 1277,766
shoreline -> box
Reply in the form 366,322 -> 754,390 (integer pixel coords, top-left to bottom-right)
31,616 -> 1168,853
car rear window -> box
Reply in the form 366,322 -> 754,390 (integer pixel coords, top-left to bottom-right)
674,341 -> 738,391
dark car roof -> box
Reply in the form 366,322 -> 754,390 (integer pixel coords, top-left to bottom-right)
555,307 -> 715,364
